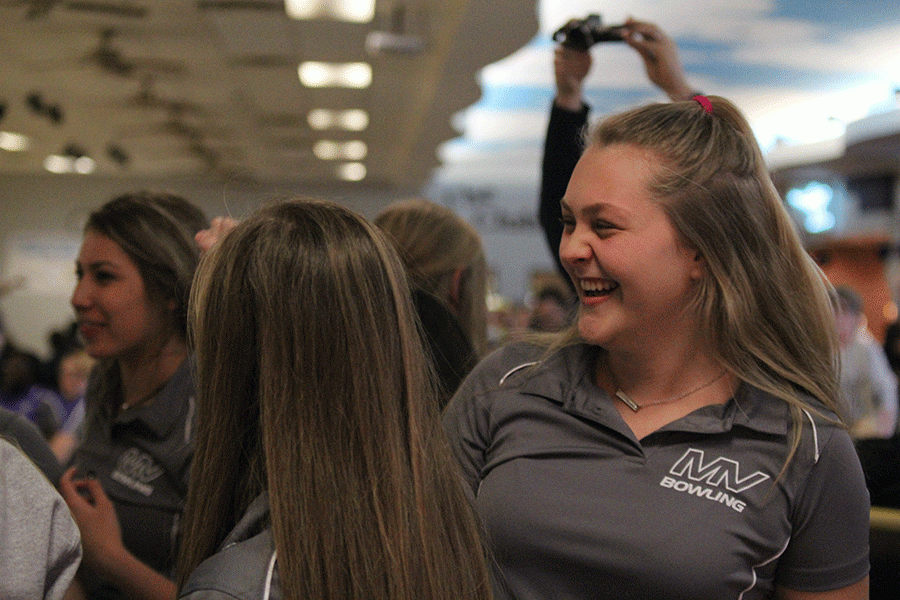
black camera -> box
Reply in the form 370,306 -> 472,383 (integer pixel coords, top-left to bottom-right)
552,14 -> 624,51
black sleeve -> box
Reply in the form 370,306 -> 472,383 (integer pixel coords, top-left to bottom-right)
539,102 -> 590,285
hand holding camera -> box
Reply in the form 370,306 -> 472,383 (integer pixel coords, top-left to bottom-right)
552,14 -> 676,55
553,14 -> 624,51
552,17 -> 694,104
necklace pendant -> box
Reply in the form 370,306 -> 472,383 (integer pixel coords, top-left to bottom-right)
615,390 -> 640,412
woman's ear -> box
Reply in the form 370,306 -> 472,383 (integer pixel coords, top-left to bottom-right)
690,250 -> 706,281
449,267 -> 465,310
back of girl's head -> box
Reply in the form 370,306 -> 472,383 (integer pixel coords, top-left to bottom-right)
590,96 -> 839,415
181,198 -> 493,600
374,198 -> 488,354
85,191 -> 208,336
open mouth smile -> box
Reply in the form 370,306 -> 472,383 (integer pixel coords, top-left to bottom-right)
580,280 -> 619,297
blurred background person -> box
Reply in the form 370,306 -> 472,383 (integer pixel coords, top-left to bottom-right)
375,198 -> 488,407
1,343 -> 67,438
528,283 -> 574,333
882,319 -> 900,383
49,347 -> 96,463
835,284 -> 898,438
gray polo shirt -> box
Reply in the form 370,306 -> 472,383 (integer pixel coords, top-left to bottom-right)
443,342 -> 870,600
74,358 -> 195,596
180,494 -> 280,600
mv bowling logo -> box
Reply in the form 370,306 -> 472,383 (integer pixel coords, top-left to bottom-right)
111,447 -> 163,497
660,448 -> 770,513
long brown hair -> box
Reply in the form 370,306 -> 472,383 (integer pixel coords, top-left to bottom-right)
579,96 -> 840,465
177,199 -> 493,600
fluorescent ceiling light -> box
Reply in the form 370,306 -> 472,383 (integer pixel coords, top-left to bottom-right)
308,109 -> 334,130
44,155 -> 70,174
339,109 -> 368,131
313,140 -> 339,160
74,156 -> 96,174
285,0 -> 374,23
338,162 -> 366,181
43,154 -> 96,174
342,140 -> 367,160
313,140 -> 368,160
299,62 -> 372,88
0,131 -> 30,152
333,0 -> 374,22
308,109 -> 369,131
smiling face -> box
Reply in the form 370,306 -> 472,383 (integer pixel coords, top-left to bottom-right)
559,143 -> 704,353
71,230 -> 173,362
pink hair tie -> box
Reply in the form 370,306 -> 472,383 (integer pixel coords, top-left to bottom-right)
692,95 -> 713,114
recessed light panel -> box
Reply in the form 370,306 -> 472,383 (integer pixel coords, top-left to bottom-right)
299,62 -> 372,89
285,0 -> 374,23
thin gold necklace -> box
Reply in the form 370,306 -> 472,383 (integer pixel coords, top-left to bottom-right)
613,370 -> 726,412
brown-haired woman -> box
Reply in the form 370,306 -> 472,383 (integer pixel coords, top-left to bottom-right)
444,96 -> 870,599
375,198 -> 488,405
176,199 -> 494,600
59,191 -> 208,600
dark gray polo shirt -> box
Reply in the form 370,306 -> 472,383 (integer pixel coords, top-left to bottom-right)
74,358 -> 195,597
443,343 -> 870,600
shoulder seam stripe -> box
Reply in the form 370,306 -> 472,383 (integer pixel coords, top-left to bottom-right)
263,550 -> 277,600
737,536 -> 790,600
499,361 -> 540,385
802,409 -> 820,463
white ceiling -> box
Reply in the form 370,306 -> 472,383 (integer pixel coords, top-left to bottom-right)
4,0 -> 900,197
0,0 -> 538,190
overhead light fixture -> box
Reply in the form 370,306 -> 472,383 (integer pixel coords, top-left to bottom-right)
338,109 -> 369,130
25,92 -> 64,125
44,145 -> 96,175
26,93 -> 43,114
308,108 -> 369,131
365,31 -> 424,54
307,109 -> 333,130
73,156 -> 96,174
338,162 -> 366,181
107,144 -> 130,167
313,140 -> 367,161
299,62 -> 372,89
365,4 -> 425,55
46,105 -> 64,124
44,155 -> 72,174
0,132 -> 30,152
285,0 -> 374,22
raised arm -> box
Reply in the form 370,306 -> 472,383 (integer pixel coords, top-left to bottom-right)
621,18 -> 695,101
